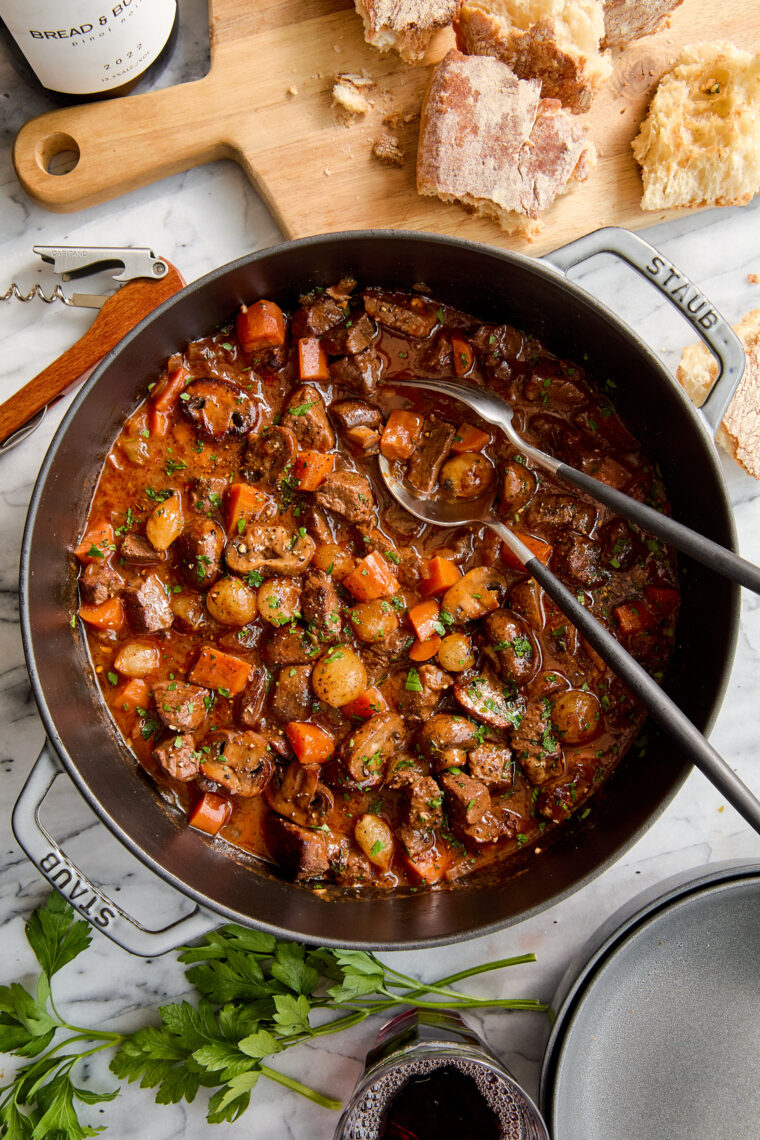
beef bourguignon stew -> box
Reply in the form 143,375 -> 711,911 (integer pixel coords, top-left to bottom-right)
74,279 -> 679,891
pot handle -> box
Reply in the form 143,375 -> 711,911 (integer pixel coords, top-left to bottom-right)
12,742 -> 216,957
543,226 -> 745,436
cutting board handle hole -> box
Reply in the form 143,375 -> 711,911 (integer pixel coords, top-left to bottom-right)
35,133 -> 80,177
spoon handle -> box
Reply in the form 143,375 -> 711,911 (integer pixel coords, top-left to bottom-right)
488,519 -> 760,833
553,461 -> 760,594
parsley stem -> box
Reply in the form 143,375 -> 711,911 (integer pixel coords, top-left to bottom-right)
430,953 -> 538,989
259,1064 -> 342,1111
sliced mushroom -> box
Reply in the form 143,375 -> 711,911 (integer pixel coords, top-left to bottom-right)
243,425 -> 298,486
225,525 -> 315,578
265,760 -> 334,827
453,668 -> 526,730
181,378 -> 256,438
416,714 -> 481,759
340,713 -> 405,787
177,518 -> 226,588
202,730 -> 274,796
482,609 -> 540,685
442,566 -> 506,624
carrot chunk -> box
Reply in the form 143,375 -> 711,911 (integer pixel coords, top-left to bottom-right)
189,792 -> 232,836
613,602 -> 655,635
451,335 -> 474,377
294,450 -> 335,492
419,556 -> 461,597
645,586 -> 680,618
75,521 -> 114,565
112,677 -> 150,717
189,645 -> 251,695
285,722 -> 335,765
409,635 -> 442,662
226,483 -> 271,534
450,422 -> 491,454
150,365 -> 190,412
343,551 -> 399,602
77,597 -> 124,630
380,410 -> 424,461
297,337 -> 330,381
408,599 -> 441,642
405,843 -> 452,885
342,686 -> 389,719
148,406 -> 171,437
500,531 -> 552,570
236,300 -> 285,352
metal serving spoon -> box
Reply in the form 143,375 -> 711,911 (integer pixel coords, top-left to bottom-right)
377,452 -> 760,836
389,377 -> 760,594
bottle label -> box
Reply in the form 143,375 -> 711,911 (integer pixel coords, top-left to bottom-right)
1,0 -> 175,94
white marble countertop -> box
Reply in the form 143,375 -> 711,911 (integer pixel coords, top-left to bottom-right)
1,4 -> 760,1137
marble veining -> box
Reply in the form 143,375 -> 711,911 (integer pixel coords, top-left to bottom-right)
1,3 -> 759,1136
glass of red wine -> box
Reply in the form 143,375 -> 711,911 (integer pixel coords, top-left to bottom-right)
334,1009 -> 549,1140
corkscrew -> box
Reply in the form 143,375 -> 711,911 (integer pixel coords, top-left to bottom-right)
0,245 -> 183,454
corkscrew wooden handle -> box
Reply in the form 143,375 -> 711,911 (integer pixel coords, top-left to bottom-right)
0,262 -> 185,447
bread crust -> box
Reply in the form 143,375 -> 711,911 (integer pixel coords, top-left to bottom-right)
678,309 -> 760,479
601,0 -> 683,51
355,0 -> 458,63
454,0 -> 610,114
416,49 -> 596,235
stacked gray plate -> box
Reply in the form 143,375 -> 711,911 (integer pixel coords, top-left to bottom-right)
540,861 -> 760,1140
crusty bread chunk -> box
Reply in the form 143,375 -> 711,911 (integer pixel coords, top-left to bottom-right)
601,0 -> 683,51
633,42 -> 760,211
355,0 -> 458,64
678,309 -> 760,479
454,0 -> 610,113
417,50 -> 596,235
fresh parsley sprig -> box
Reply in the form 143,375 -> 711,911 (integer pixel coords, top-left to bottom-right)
0,895 -> 546,1136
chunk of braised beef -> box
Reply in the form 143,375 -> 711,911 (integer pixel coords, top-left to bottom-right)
362,628 -> 415,681
123,572 -> 174,632
201,730 -> 273,796
79,561 -> 124,606
330,399 -> 383,453
189,476 -> 228,517
329,346 -> 383,395
225,525 -> 315,578
407,420 -> 456,495
355,526 -> 421,587
340,713 -> 406,787
315,470 -> 375,524
362,292 -> 436,338
177,518 -> 225,587
406,776 -> 444,830
331,842 -> 373,886
470,322 -> 523,362
263,623 -> 319,666
416,714 -> 481,761
181,378 -> 256,438
393,664 -> 452,721
526,414 -> 595,465
552,533 -> 606,588
282,385 -> 335,451
523,493 -> 596,535
120,533 -> 166,566
509,697 -> 563,786
265,760 -> 334,828
384,753 -> 428,789
522,370 -> 588,407
290,292 -> 346,338
299,500 -> 334,545
462,805 -> 518,845
321,313 -> 376,356
153,734 -> 201,781
468,744 -> 514,790
538,762 -> 593,823
243,425 -> 299,487
418,334 -> 453,373
265,814 -> 330,881
440,770 -> 490,826
301,568 -> 342,644
396,823 -> 436,860
153,680 -> 209,732
269,665 -> 314,722
599,518 -> 639,572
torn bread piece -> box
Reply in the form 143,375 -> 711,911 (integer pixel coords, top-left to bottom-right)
333,72 -> 375,115
454,0 -> 610,114
601,0 -> 683,51
678,309 -> 760,479
633,42 -> 760,210
417,50 -> 596,236
355,0 -> 458,64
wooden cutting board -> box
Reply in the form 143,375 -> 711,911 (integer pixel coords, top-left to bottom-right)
12,0 -> 760,257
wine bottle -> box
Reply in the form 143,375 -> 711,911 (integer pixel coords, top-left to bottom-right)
0,0 -> 178,103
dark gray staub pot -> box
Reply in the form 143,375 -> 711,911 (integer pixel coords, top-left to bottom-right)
13,228 -> 743,955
